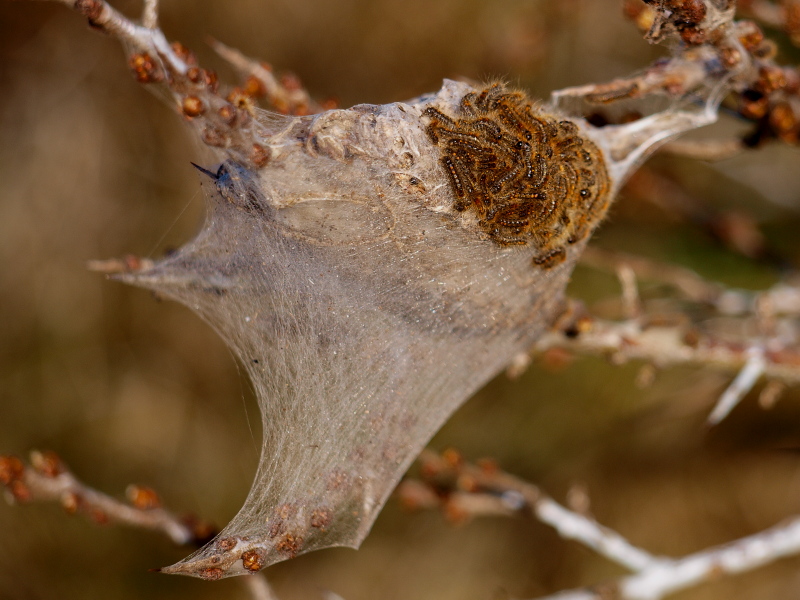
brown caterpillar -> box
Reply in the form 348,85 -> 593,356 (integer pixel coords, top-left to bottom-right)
424,83 -> 611,269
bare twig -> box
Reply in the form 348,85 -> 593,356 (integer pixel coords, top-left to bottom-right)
616,264 -> 642,321
529,515 -> 800,600
580,247 -> 723,306
561,244 -> 800,422
0,451 -> 278,599
406,450 -> 800,600
50,0 -> 187,73
241,572 -> 281,600
404,451 -> 659,572
707,345 -> 766,424
758,378 -> 786,408
208,39 -> 323,115
141,0 -> 158,30
87,255 -> 155,275
0,451 -> 202,545
620,0 -> 800,148
581,247 -> 800,319
42,0 -> 287,169
535,496 -> 659,572
533,315 -> 800,384
559,0 -> 743,119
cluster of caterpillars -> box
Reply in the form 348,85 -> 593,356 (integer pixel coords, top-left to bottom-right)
424,84 -> 611,269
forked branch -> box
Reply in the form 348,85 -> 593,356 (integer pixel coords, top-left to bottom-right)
402,450 -> 800,600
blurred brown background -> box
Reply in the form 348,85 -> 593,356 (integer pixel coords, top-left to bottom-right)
2,1 -> 800,599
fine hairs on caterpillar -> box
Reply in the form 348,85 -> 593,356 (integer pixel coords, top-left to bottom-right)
423,83 -> 611,267
10,0 -> 744,581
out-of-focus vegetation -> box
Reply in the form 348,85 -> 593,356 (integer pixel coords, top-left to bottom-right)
2,1 -> 800,598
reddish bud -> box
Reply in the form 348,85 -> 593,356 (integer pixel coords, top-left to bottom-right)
126,485 -> 161,510
182,96 -> 205,118
61,492 -> 81,514
30,450 -> 64,478
0,456 -> 24,485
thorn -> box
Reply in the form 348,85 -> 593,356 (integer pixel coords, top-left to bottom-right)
190,162 -> 219,180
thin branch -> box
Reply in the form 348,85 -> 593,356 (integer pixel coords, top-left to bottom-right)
51,0 -> 188,74
405,451 -> 659,572
758,379 -> 786,408
208,39 -> 323,115
616,264 -> 642,321
580,247 -> 723,306
619,0 -> 800,148
707,346 -> 767,424
41,0 -> 282,169
0,451 -> 202,545
581,247 -> 800,319
407,450 -> 800,600
529,515 -> 800,600
241,572 -> 281,600
141,0 -> 158,30
0,451 -> 279,599
87,255 -> 155,274
535,496 -> 659,572
532,315 -> 800,384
